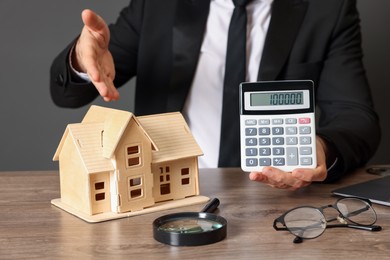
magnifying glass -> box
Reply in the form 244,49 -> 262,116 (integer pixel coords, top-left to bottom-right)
153,198 -> 227,246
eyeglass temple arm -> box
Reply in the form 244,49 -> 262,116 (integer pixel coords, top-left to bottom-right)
343,205 -> 371,218
325,204 -> 371,223
326,223 -> 382,231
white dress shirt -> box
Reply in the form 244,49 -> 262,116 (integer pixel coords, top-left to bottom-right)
183,0 -> 273,168
71,0 -> 273,168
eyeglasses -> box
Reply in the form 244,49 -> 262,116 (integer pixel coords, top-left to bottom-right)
273,197 -> 382,243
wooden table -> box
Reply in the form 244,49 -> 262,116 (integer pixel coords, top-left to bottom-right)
0,168 -> 389,259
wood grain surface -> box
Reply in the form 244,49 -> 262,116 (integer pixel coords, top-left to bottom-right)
0,168 -> 389,259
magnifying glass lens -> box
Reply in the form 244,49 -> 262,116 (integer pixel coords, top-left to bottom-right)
153,212 -> 227,246
158,218 -> 224,234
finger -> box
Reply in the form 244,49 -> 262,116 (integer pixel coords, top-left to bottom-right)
92,78 -> 118,102
87,61 -> 117,101
92,79 -> 110,100
103,74 -> 119,101
262,167 -> 309,189
250,167 -> 288,187
101,66 -> 119,100
100,55 -> 119,100
249,171 -> 295,189
249,171 -> 268,182
261,167 -> 287,184
82,9 -> 107,35
81,9 -> 110,49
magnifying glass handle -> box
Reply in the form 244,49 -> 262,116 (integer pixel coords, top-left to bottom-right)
201,198 -> 220,213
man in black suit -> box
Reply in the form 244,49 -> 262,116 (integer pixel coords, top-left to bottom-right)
50,0 -> 380,190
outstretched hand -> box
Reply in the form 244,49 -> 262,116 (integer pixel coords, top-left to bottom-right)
72,9 -> 119,102
248,137 -> 328,190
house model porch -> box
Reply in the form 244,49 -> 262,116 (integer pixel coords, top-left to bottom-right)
51,105 -> 209,223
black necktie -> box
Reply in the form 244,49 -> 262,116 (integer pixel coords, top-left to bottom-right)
218,0 -> 250,167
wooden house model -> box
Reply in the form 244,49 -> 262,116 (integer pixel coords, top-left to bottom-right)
51,105 -> 208,222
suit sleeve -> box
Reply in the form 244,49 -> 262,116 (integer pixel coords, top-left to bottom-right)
49,39 -> 100,108
315,0 -> 381,182
49,0 -> 143,108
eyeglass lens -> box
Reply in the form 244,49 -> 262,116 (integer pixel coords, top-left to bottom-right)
284,207 -> 326,239
336,198 -> 376,226
283,198 -> 376,239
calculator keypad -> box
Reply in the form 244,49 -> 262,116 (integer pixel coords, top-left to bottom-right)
241,115 -> 316,171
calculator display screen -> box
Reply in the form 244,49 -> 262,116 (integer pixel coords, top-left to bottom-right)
244,90 -> 310,111
250,91 -> 303,106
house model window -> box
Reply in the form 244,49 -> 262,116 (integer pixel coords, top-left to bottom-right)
129,177 -> 143,198
181,168 -> 190,185
94,181 -> 106,201
126,144 -> 141,167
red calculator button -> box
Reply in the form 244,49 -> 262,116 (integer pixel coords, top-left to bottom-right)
299,118 -> 311,124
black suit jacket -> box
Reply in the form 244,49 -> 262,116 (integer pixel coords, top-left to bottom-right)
50,0 -> 381,181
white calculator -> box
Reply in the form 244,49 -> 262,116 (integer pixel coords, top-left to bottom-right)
239,80 -> 316,172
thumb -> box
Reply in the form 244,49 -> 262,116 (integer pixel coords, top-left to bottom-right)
81,9 -> 110,49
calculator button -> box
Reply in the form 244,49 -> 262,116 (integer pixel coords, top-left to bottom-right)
246,158 -> 258,167
272,137 -> 284,145
273,147 -> 285,155
300,136 -> 311,145
259,127 -> 270,135
259,119 -> 270,125
286,147 -> 298,166
299,118 -> 311,124
259,138 -> 271,146
300,157 -> 312,165
272,118 -> 284,125
260,148 -> 271,156
300,147 -> 312,155
273,158 -> 285,166
286,137 -> 298,145
260,158 -> 272,166
245,119 -> 257,125
246,148 -> 258,156
286,126 -> 297,135
245,128 -> 257,136
286,118 -> 297,124
272,127 -> 284,135
246,138 -> 258,146
299,126 -> 311,134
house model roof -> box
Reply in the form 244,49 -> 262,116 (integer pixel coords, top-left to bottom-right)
64,122 -> 114,173
53,105 -> 203,172
138,113 -> 203,163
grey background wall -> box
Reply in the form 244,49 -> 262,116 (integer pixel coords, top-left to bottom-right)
0,0 -> 389,171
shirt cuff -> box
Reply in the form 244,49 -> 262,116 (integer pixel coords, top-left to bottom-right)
68,45 -> 91,83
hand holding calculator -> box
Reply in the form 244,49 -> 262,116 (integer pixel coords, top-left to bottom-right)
240,80 -> 317,172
